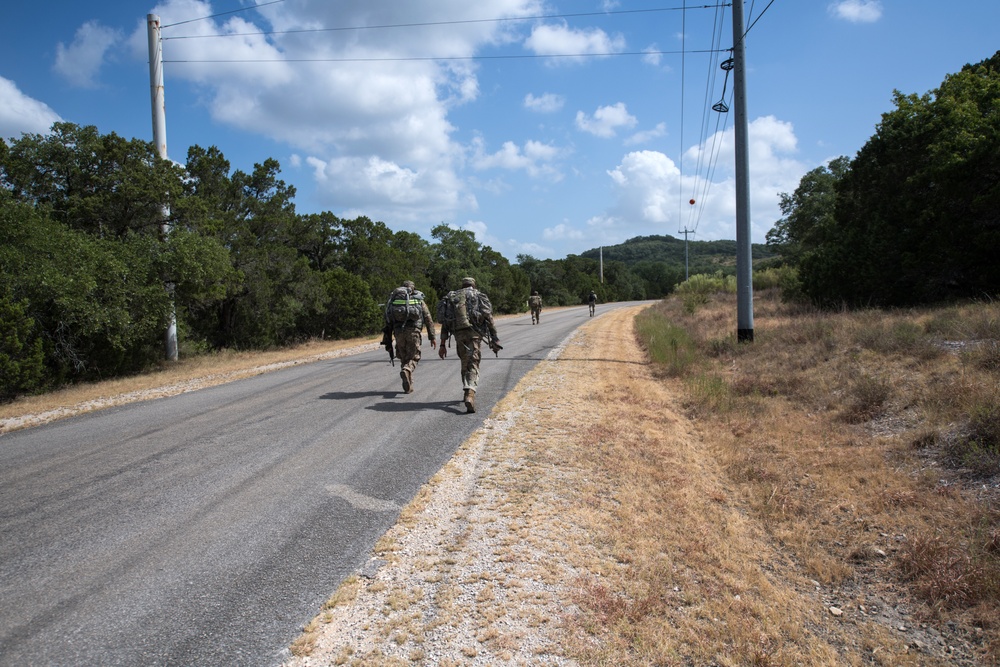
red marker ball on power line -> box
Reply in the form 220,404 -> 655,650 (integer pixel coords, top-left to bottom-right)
689,198 -> 696,205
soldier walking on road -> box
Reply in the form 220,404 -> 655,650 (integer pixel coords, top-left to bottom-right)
588,290 -> 598,317
528,290 -> 542,325
382,280 -> 436,393
437,277 -> 501,414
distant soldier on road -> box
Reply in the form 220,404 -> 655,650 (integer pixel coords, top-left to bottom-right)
437,277 -> 501,414
587,290 -> 598,317
528,290 -> 542,325
382,280 -> 436,393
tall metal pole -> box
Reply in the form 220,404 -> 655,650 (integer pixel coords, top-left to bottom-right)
732,0 -> 754,342
147,14 -> 178,361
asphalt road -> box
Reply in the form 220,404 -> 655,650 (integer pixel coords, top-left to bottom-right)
0,302 -> 628,666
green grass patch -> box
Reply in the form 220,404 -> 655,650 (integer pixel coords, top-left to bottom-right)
634,308 -> 698,377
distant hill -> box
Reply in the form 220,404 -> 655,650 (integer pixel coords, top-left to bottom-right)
578,234 -> 777,272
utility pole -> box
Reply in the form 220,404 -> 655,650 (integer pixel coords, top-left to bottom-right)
599,246 -> 604,284
732,0 -> 754,343
678,228 -> 694,281
147,14 -> 178,361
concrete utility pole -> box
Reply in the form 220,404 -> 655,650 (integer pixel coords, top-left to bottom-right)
678,228 -> 694,281
147,14 -> 178,361
731,0 -> 754,342
599,246 -> 604,284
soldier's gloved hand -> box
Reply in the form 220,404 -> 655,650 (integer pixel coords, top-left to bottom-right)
438,345 -> 447,359
490,339 -> 503,353
430,338 -> 437,350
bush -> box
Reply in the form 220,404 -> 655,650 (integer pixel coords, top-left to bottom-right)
0,287 -> 46,401
635,307 -> 697,376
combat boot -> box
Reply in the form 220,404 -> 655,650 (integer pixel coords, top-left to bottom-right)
400,369 -> 411,393
464,389 -> 476,413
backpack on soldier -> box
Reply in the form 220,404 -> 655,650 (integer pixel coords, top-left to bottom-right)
437,287 -> 491,332
385,287 -> 424,328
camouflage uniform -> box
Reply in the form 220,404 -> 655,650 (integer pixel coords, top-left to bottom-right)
387,281 -> 436,393
528,292 -> 542,324
438,277 -> 500,413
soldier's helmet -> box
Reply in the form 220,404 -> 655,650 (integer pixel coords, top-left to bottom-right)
531,290 -> 538,296
403,280 -> 415,289
461,277 -> 476,288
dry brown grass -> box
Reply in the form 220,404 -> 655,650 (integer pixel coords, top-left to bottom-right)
633,289 -> 1000,665
279,302 -> 996,666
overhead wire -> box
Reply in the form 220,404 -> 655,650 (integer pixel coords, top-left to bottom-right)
162,0 -> 287,29
162,4 -> 725,40
684,1 -> 728,236
157,2 -> 764,242
162,49 -> 723,64
686,0 -> 773,236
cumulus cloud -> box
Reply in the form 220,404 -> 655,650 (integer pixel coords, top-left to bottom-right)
829,1 -> 883,23
603,116 -> 805,243
524,22 -> 626,63
642,45 -> 663,67
126,0 -> 545,225
0,77 -> 62,140
543,222 -> 585,241
576,102 -> 637,138
625,122 -> 667,146
54,20 -> 122,88
524,92 -> 565,113
470,137 -> 563,180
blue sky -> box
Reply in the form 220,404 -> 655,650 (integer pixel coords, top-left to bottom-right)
2,1 -> 998,261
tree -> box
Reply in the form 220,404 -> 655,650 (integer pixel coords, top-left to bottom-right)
765,156 -> 850,265
0,282 -> 45,401
0,191 -> 171,381
800,51 -> 1000,306
1,122 -> 184,240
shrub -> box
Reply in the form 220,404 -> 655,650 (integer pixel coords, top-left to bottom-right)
0,288 -> 46,401
635,308 -> 697,376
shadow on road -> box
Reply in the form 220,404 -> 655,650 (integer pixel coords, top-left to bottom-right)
365,400 -> 468,414
319,391 -> 398,400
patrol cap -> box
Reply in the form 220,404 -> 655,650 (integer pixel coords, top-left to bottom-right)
461,277 -> 476,287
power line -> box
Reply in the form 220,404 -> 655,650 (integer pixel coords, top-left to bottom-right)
162,0 -> 287,29
743,0 -> 777,40
163,4 -> 730,40
162,48 -> 724,65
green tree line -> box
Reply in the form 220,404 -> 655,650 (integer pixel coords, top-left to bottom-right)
0,123 -> 685,401
766,50 -> 1000,307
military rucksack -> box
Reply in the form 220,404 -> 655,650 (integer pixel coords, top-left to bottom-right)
386,287 -> 424,328
528,295 -> 542,309
437,287 -> 491,332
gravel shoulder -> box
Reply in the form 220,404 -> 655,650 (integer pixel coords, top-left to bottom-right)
281,312 -> 624,666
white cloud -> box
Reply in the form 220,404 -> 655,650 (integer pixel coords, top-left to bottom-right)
829,1 -> 883,23
54,21 -> 122,88
524,92 -> 564,113
642,45 -> 662,67
470,137 -> 562,180
524,22 -> 626,63
603,116 -> 806,244
0,77 -> 62,140
576,102 -> 637,138
127,0 -> 545,223
542,223 -> 585,241
625,122 -> 667,146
